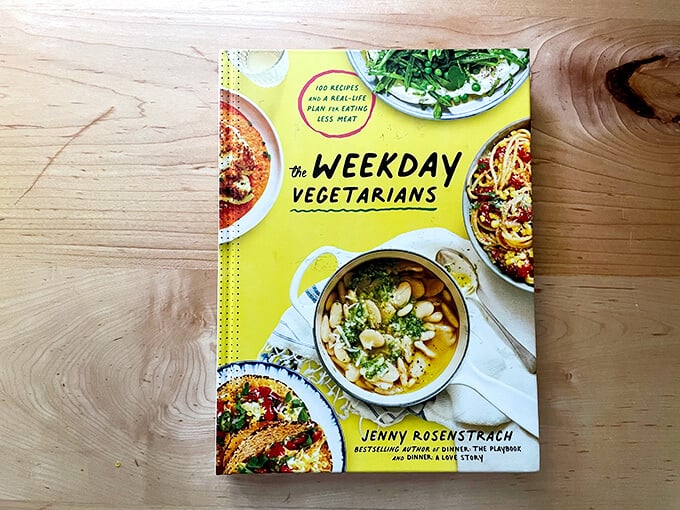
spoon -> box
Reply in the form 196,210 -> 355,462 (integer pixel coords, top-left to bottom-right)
436,248 -> 537,374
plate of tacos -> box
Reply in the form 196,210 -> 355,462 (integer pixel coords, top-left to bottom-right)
216,361 -> 345,474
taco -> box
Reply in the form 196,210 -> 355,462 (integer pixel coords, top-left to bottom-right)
216,374 -> 329,474
224,422 -> 332,474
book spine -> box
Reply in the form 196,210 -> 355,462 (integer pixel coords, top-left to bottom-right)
218,57 -> 241,365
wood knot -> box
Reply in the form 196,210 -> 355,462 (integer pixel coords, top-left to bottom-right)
605,52 -> 680,124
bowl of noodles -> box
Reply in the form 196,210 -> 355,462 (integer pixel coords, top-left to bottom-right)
463,118 -> 534,292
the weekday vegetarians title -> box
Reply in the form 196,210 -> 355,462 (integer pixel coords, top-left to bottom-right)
290,150 -> 463,209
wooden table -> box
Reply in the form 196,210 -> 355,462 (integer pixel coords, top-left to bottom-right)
1,2 -> 678,508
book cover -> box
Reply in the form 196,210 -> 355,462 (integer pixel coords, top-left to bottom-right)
217,49 -> 538,474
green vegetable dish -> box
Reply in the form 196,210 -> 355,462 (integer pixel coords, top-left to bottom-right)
360,49 -> 529,119
319,258 -> 460,395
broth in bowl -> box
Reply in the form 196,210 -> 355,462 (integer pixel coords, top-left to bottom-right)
317,256 -> 461,398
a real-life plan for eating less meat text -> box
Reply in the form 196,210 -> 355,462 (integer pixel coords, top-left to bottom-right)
217,49 -> 539,474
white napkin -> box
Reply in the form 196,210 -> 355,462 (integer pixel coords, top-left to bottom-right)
258,227 -> 539,469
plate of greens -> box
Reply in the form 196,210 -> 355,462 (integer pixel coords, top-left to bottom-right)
347,49 -> 529,120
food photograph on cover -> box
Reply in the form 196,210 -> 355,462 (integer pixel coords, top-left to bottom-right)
218,88 -> 283,243
217,48 -> 538,474
216,362 -> 345,474
347,49 -> 529,119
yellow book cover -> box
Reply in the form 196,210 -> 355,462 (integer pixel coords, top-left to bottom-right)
216,49 -> 538,474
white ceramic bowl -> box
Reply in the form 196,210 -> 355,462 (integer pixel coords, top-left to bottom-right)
310,248 -> 470,408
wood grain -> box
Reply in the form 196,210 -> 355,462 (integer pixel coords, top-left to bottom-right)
1,3 -> 679,509
1,12 -> 679,274
1,269 -> 677,507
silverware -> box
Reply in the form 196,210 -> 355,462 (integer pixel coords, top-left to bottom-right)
436,248 -> 537,374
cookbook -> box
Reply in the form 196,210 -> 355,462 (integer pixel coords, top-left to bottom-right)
217,49 -> 539,474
